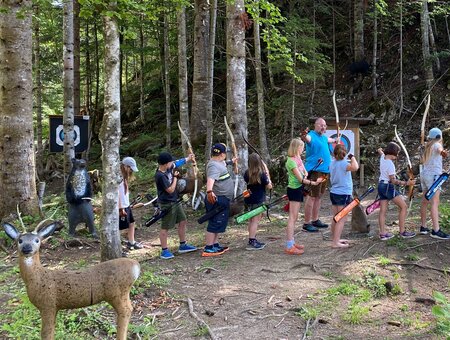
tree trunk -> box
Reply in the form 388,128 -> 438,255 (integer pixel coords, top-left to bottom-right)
191,0 -> 210,145
99,5 -> 122,261
428,18 -> 441,73
163,13 -> 171,148
34,4 -> 44,178
353,0 -> 365,61
0,0 -> 38,218
227,0 -> 248,193
94,20 -> 100,116
371,0 -> 378,99
253,2 -> 270,162
445,15 -> 450,48
63,0 -> 75,177
266,11 -> 275,90
290,39 -> 296,140
139,19 -> 145,122
420,0 -> 434,90
177,7 -> 189,156
206,0 -> 217,161
84,22 -> 93,159
73,0 -> 81,116
332,1 -> 336,90
399,0 -> 404,116
309,2 -> 316,115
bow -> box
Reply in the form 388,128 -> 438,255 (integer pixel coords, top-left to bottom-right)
419,94 -> 431,169
394,125 -> 414,201
224,116 -> 239,198
333,91 -> 340,143
177,121 -> 198,208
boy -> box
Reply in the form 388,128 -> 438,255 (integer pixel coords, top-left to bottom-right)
203,143 -> 237,257
155,151 -> 197,259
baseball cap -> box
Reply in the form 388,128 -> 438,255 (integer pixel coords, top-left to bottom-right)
122,157 -> 138,172
211,143 -> 227,155
157,152 -> 175,165
428,127 -> 442,140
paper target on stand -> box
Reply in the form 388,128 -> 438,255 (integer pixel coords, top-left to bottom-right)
49,115 -> 89,153
325,130 -> 355,156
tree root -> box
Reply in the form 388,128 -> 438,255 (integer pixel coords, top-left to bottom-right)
186,298 -> 217,340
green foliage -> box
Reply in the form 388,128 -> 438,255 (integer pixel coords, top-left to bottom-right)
343,304 -> 370,324
128,316 -> 158,338
296,305 -> 320,320
360,271 -> 387,298
439,202 -> 450,231
377,255 -> 392,266
432,291 -> 450,337
193,326 -> 210,337
131,264 -> 170,296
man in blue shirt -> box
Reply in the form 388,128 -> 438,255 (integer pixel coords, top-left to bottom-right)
301,117 -> 335,232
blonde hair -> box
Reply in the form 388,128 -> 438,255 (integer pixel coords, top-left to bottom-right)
287,138 -> 304,157
120,163 -> 135,194
422,138 -> 443,164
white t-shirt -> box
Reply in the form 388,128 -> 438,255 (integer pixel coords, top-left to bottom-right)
422,142 -> 442,175
379,155 -> 395,182
118,180 -> 130,208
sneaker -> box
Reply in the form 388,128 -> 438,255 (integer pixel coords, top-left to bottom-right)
312,219 -> 329,229
214,244 -> 229,253
419,226 -> 430,235
178,243 -> 197,254
284,246 -> 304,255
430,229 -> 450,240
303,224 -> 319,232
126,241 -> 143,250
160,249 -> 175,260
246,239 -> 266,250
379,233 -> 394,241
201,247 -> 225,257
400,231 -> 416,239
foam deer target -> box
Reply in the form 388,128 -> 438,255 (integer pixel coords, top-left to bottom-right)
3,221 -> 140,340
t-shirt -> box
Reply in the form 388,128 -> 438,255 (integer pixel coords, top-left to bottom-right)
206,159 -> 234,199
379,155 -> 395,182
155,158 -> 188,203
330,159 -> 353,195
286,157 -> 306,189
244,171 -> 270,205
423,142 -> 442,175
305,130 -> 331,173
155,168 -> 178,203
118,180 -> 130,208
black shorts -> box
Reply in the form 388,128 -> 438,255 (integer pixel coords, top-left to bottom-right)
119,206 -> 135,230
287,186 -> 304,202
330,193 -> 352,206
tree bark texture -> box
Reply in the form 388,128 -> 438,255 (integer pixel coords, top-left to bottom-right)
163,13 -> 171,148
226,0 -> 248,192
177,7 -> 190,156
253,5 -> 270,162
73,0 -> 81,116
353,0 -> 365,61
63,0 -> 75,176
420,0 -> 434,90
191,0 -> 210,145
206,0 -> 217,161
99,9 -> 122,261
0,0 -> 38,218
372,0 -> 378,99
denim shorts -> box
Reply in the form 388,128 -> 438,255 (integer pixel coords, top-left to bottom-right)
330,193 -> 352,206
378,182 -> 400,200
287,186 -> 304,202
205,195 -> 230,233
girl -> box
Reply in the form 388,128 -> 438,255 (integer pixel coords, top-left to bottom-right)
377,143 -> 416,240
285,138 -> 323,255
243,153 -> 272,250
119,157 -> 142,250
329,144 -> 359,248
419,128 -> 450,240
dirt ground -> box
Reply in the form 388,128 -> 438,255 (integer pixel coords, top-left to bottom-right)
1,186 -> 450,339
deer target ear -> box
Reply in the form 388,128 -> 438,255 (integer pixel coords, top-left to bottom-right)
3,223 -> 20,240
37,223 -> 57,239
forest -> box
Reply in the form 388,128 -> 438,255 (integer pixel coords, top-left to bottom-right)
1,0 -> 450,339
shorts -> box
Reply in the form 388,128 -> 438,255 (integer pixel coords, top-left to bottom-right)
245,202 -> 264,211
308,171 -> 328,197
420,172 -> 440,193
205,195 -> 230,234
119,206 -> 135,230
287,186 -> 304,202
378,182 -> 400,200
160,202 -> 186,230
330,193 -> 352,206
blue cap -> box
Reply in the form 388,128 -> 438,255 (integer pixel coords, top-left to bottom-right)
122,157 -> 138,172
211,143 -> 227,155
428,127 -> 442,140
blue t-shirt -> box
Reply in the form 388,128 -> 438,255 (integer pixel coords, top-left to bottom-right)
305,130 -> 331,173
330,159 -> 353,195
243,171 -> 269,205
